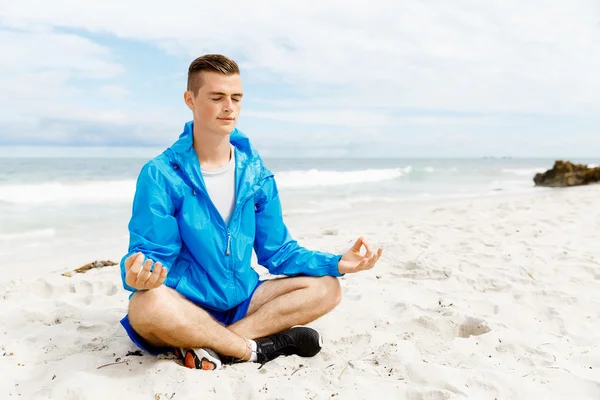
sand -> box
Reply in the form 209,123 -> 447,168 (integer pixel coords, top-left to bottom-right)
1,185 -> 599,399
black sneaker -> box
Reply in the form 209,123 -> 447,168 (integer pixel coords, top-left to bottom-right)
254,326 -> 323,365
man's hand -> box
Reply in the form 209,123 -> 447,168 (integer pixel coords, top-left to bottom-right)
337,236 -> 383,274
124,252 -> 167,290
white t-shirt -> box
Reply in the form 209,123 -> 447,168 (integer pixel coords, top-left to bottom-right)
201,145 -> 236,224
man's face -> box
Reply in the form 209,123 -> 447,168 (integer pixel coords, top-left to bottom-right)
185,71 -> 243,136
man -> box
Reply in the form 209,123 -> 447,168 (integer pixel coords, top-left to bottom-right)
119,54 -> 383,370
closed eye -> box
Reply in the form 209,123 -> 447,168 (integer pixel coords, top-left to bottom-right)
212,97 -> 241,103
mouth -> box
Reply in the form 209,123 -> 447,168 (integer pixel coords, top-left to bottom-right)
217,117 -> 235,121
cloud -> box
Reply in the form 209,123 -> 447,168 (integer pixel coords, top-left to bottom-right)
0,29 -> 123,78
99,85 -> 131,101
0,28 -> 126,128
243,109 -> 500,127
243,109 -> 395,127
0,0 -> 599,154
3,1 -> 600,113
0,116 -> 182,147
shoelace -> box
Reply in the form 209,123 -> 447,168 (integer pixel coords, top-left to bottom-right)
256,333 -> 296,365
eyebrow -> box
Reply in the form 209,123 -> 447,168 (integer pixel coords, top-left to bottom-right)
208,91 -> 243,97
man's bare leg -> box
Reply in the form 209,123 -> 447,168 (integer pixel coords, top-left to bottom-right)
228,276 -> 342,339
127,275 -> 342,361
127,286 -> 250,360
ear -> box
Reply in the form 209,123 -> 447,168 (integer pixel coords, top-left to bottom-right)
183,90 -> 195,111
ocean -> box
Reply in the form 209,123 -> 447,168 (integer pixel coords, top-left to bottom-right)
0,154 -> 596,278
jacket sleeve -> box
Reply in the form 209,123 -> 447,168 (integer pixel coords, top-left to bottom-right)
120,163 -> 182,292
253,175 -> 343,277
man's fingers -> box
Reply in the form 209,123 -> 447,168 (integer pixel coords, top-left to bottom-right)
370,248 -> 383,266
128,253 -> 144,273
135,259 -> 153,285
125,253 -> 144,287
156,266 -> 168,287
360,249 -> 382,271
124,253 -> 138,271
351,237 -> 364,252
367,253 -> 380,270
351,237 -> 374,257
362,238 -> 375,258
338,244 -> 383,275
355,258 -> 368,271
125,256 -> 167,290
144,262 -> 163,287
357,258 -> 371,271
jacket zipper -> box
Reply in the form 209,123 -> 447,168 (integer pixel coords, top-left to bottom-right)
173,161 -> 272,258
222,174 -> 272,260
173,161 -> 231,255
226,231 -> 231,256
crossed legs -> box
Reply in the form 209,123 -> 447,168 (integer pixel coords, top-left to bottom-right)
126,276 -> 342,360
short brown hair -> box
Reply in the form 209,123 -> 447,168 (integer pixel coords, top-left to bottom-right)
187,54 -> 240,95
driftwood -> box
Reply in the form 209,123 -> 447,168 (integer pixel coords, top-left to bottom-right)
62,260 -> 118,277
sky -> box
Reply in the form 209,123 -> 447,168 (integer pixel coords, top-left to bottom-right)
1,0 -> 600,158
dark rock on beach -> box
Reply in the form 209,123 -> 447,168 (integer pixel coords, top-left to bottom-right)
533,160 -> 600,187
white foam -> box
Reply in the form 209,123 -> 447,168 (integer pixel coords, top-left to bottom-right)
0,180 -> 136,205
275,168 -> 406,189
501,168 -> 547,176
283,195 -> 408,216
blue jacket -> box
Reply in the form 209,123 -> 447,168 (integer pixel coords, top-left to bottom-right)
120,121 -> 343,311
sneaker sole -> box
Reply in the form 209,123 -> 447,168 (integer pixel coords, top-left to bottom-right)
182,348 -> 222,370
173,347 -> 183,361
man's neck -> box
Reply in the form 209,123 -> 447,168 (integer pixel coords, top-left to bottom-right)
193,127 -> 231,171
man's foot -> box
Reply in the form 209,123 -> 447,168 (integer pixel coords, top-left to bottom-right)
173,327 -> 322,369
254,327 -> 323,365
178,347 -> 222,370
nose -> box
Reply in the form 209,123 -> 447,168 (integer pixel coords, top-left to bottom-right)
223,98 -> 234,112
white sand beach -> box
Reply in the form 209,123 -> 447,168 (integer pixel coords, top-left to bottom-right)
1,185 -> 599,400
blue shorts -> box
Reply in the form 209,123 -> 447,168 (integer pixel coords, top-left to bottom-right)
120,280 -> 264,355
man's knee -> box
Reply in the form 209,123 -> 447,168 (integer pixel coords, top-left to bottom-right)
128,286 -> 175,331
313,276 -> 342,310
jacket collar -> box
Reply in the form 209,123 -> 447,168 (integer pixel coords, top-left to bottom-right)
166,120 -> 266,200
170,120 -> 255,158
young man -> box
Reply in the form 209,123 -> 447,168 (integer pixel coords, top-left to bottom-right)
119,54 -> 383,370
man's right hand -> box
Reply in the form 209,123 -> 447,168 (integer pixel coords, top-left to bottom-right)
124,252 -> 167,290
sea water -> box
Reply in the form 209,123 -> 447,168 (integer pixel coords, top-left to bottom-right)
0,151 -> 596,278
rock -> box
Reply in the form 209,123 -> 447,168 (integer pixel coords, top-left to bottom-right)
533,160 -> 600,187
62,260 -> 118,277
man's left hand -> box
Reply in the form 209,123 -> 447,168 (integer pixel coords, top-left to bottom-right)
337,236 -> 383,274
